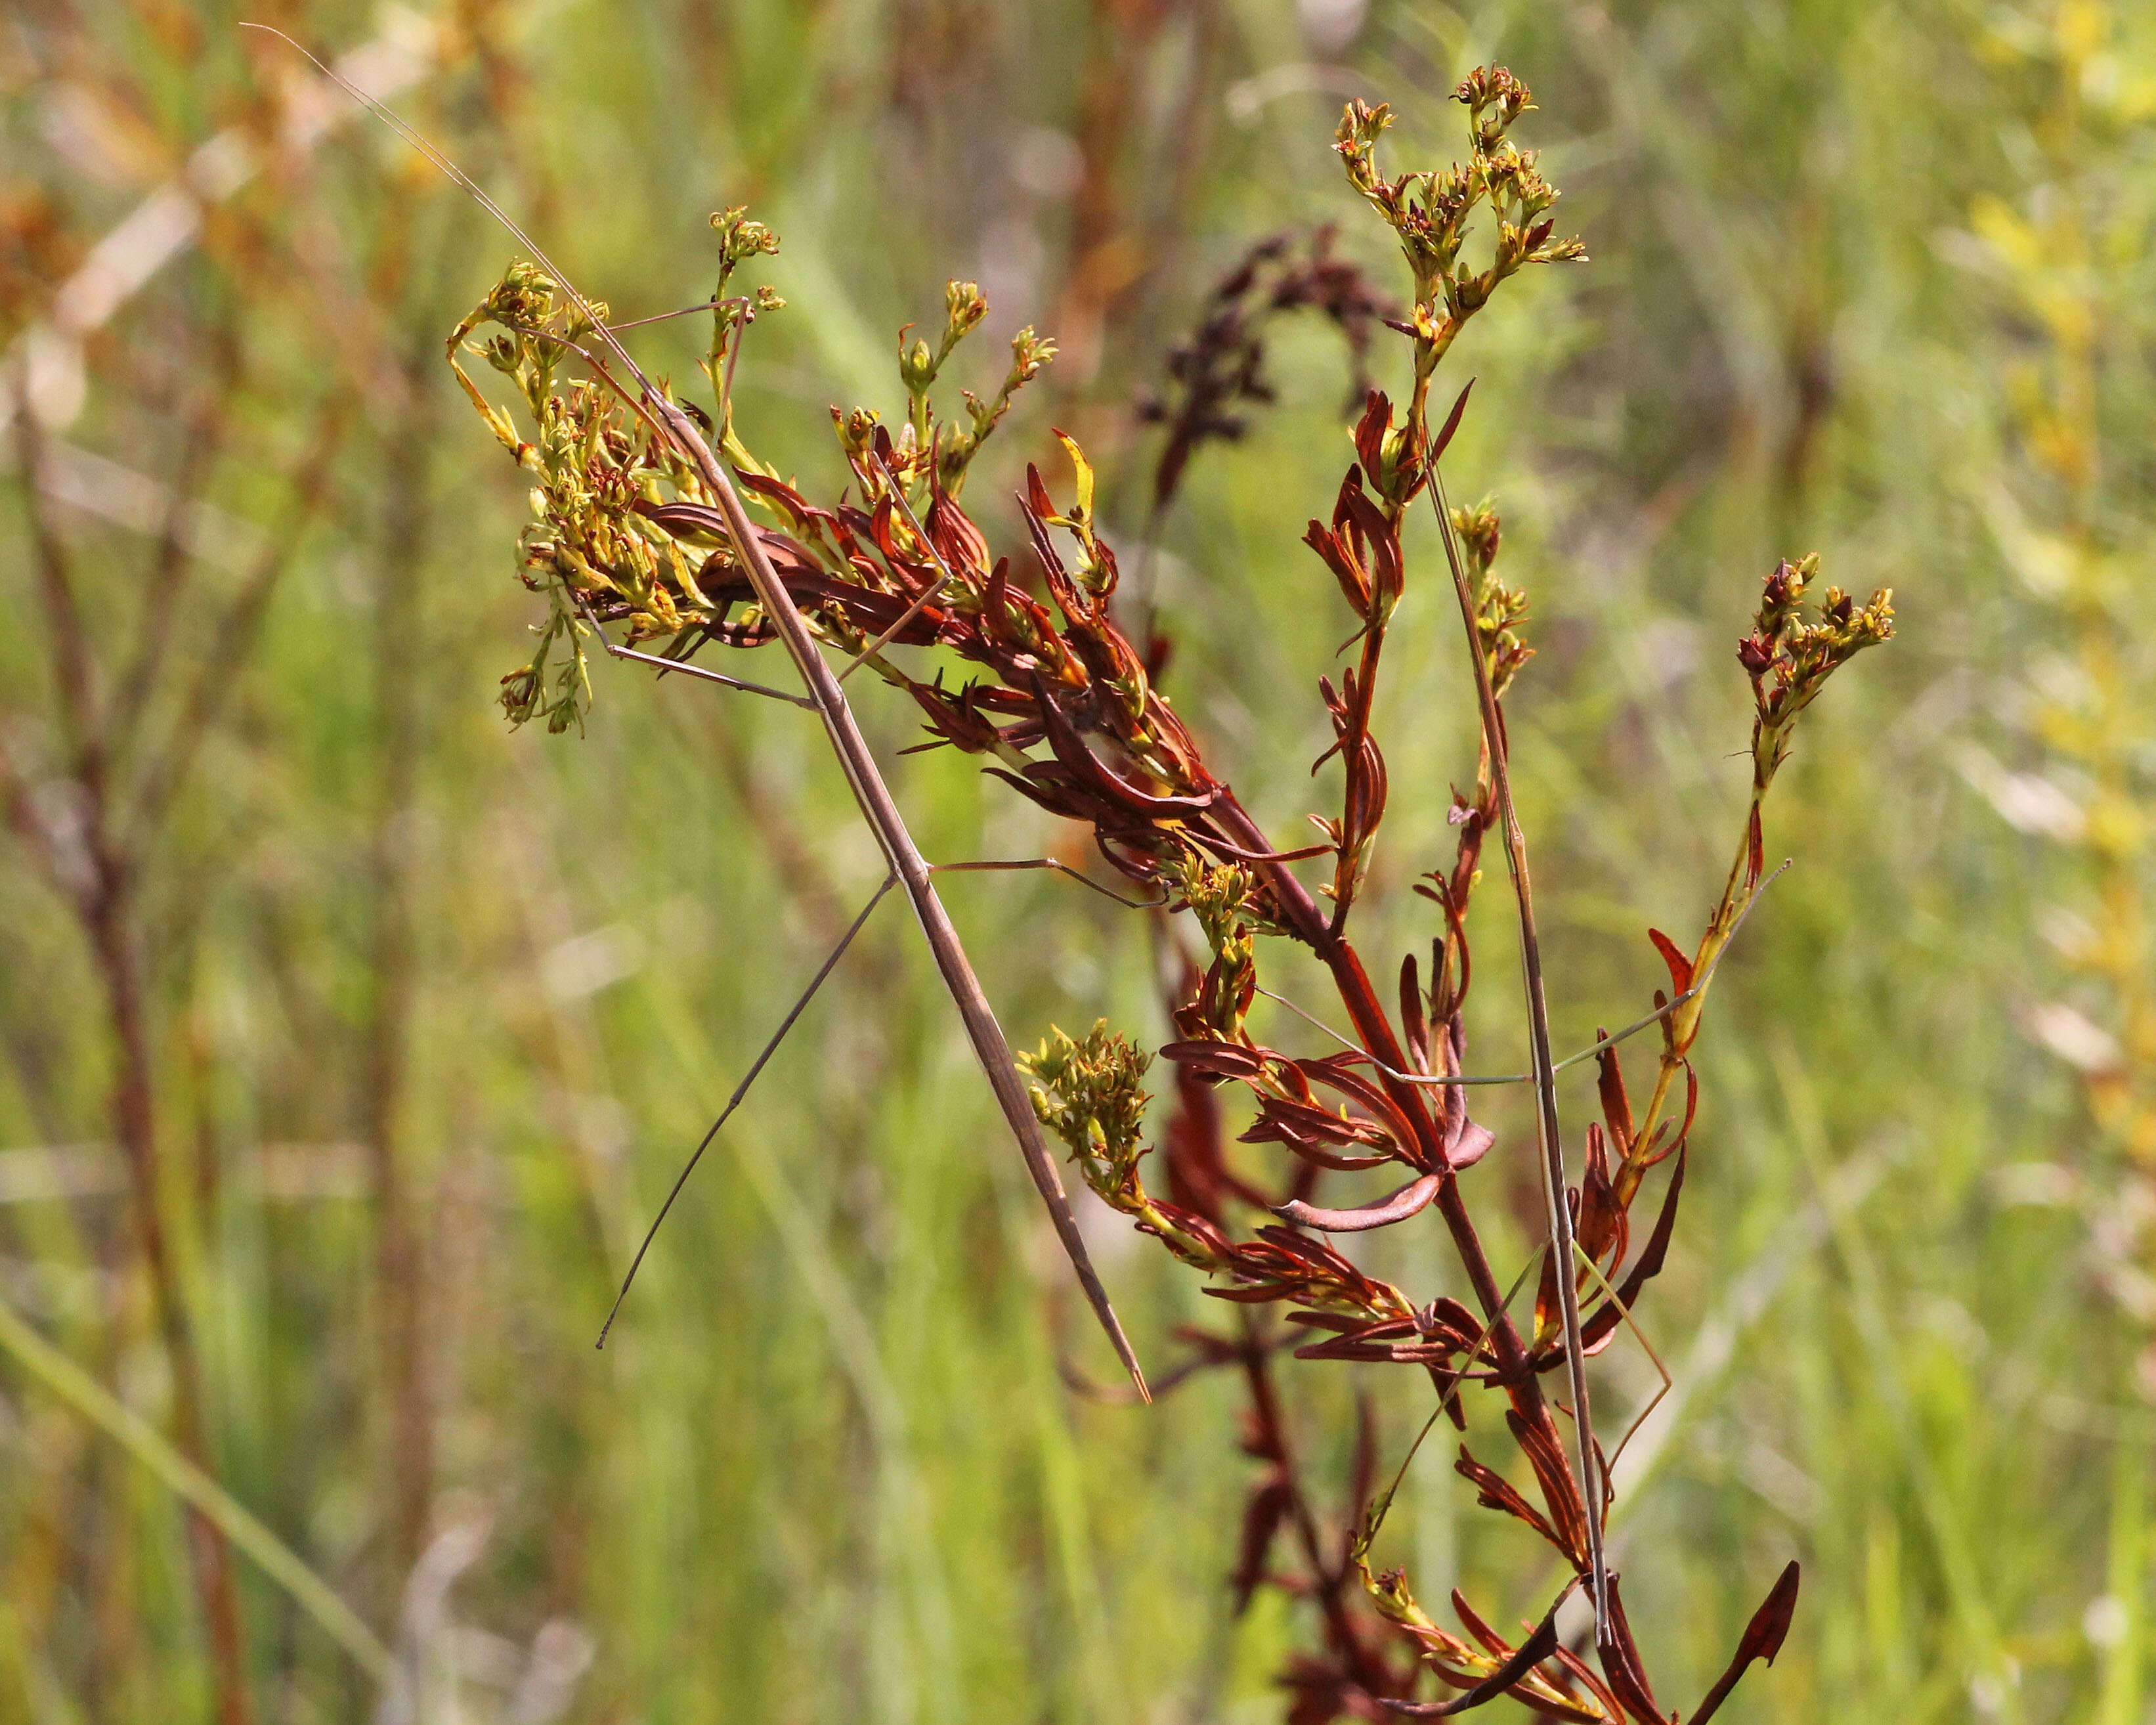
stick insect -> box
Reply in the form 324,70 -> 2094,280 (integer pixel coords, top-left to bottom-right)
240,24 -> 1151,1396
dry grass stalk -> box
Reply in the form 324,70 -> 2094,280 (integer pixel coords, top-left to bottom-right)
3,340 -> 343,1725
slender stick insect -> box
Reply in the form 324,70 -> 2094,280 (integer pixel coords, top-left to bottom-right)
241,24 -> 1150,1396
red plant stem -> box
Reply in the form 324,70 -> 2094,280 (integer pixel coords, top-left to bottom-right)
1428,466 -> 1606,1627
1240,1328 -> 1386,1683
1211,793 -> 1547,1415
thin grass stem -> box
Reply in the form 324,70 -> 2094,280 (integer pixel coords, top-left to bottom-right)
0,1291 -> 391,1682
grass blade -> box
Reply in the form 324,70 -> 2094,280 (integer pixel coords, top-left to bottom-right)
0,1291 -> 391,1682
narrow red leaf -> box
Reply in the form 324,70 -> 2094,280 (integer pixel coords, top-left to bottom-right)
1689,1561 -> 1801,1725
1023,462 -> 1056,522
1595,1573 -> 1664,1724
1455,1444 -> 1566,1558
1354,388 -> 1391,477
1378,1588 -> 1563,1716
1274,1173 -> 1442,1233
1159,1041 -> 1267,1079
1429,379 -> 1475,464
1400,952 -> 1430,1075
1578,1143 -> 1687,1354
1647,927 -> 1693,996
1596,1035 -> 1635,1158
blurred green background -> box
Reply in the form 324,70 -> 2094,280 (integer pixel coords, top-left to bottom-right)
3,1 -> 2153,1720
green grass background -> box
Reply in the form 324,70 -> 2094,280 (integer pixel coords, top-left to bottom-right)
3,0 -> 2153,1719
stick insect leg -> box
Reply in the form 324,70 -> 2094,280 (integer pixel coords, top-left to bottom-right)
1568,1240 -> 1673,1488
597,871 -> 898,1347
605,299 -> 723,334
1251,984 -> 1531,1087
1329,860 -> 1798,1091
834,571 -> 949,683
1362,1248 -> 1545,1547
579,601 -> 815,709
929,858 -> 1170,911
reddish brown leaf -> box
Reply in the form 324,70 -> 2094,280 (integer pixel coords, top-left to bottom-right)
1456,1443 -> 1568,1561
1595,1036 -> 1635,1159
1400,951 -> 1431,1075
1353,388 -> 1391,477
1689,1562 -> 1800,1725
1338,483 -> 1404,611
1294,1336 -> 1473,1365
1377,1598 -> 1559,1716
1159,1040 -> 1268,1080
1023,461 -> 1057,524
1203,1284 -> 1298,1304
1448,1590 -> 1510,1659
1576,1122 -> 1628,1272
1305,519 -> 1371,618
1029,675 -> 1218,817
1239,1091 -> 1395,1159
1428,379 -> 1475,464
1738,1560 -> 1801,1663
1505,1410 -> 1591,1567
1274,1173 -> 1442,1233
1578,1143 -> 1687,1355
1595,1574 -> 1665,1724
1284,1310 -> 1385,1335
924,492 -> 989,579
1444,1116 -> 1495,1171
1419,1296 -> 1482,1349
1549,1644 -> 1629,1725
1646,928 -> 1693,997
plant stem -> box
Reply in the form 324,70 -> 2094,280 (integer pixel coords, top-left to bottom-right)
87,891 -> 255,1725
15,397 -> 256,1725
366,336 -> 435,1580
1209,793 -> 1545,1409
